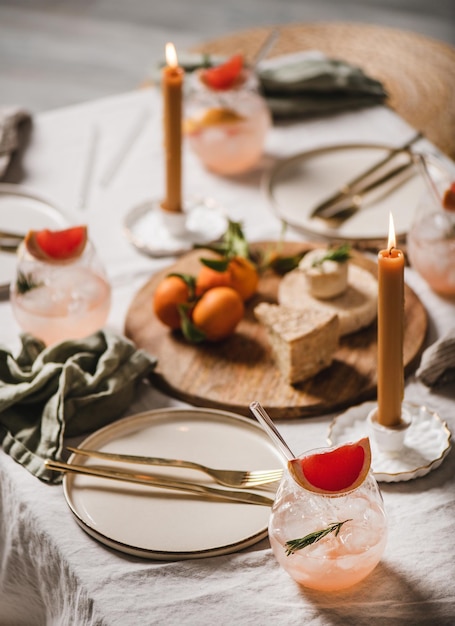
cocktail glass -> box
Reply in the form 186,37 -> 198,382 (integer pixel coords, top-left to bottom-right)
268,448 -> 388,592
10,239 -> 111,346
184,68 -> 271,175
407,154 -> 455,296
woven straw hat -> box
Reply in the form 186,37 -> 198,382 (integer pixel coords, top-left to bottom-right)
193,22 -> 455,159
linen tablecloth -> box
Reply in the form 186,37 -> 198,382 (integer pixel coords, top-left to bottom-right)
1,87 -> 454,625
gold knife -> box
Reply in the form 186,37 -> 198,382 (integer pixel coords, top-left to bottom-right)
45,459 -> 274,507
0,230 -> 24,252
313,159 -> 415,221
310,131 -> 422,218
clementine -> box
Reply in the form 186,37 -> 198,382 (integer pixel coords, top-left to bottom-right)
196,256 -> 259,301
191,286 -> 244,342
153,274 -> 194,330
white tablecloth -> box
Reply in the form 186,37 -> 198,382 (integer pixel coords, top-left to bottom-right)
0,88 -> 454,626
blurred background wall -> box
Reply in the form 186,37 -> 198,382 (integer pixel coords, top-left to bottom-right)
0,0 -> 454,112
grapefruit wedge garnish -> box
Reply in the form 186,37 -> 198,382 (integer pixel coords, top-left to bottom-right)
288,437 -> 372,495
24,225 -> 88,263
200,54 -> 244,90
442,182 -> 455,211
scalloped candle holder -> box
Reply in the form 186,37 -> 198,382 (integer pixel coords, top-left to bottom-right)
367,406 -> 412,454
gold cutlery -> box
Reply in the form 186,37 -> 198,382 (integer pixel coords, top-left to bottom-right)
45,459 -> 275,506
313,158 -> 415,223
0,230 -> 24,253
67,446 -> 283,488
310,131 -> 423,219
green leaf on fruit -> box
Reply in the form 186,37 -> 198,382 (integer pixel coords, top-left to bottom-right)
200,257 -> 230,272
194,219 -> 251,260
178,304 -> 206,343
167,272 -> 197,300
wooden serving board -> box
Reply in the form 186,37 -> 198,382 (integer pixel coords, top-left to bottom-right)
124,242 -> 427,419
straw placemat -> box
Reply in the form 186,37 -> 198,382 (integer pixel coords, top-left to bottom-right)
192,22 -> 455,159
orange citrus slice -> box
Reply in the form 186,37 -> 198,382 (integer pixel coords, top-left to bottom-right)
200,107 -> 245,126
183,108 -> 245,135
288,437 -> 372,495
25,225 -> 88,263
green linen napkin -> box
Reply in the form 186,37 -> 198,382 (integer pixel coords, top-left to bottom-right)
0,330 -> 156,483
258,54 -> 388,117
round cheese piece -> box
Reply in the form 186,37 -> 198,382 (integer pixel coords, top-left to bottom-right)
298,248 -> 349,299
278,263 -> 378,336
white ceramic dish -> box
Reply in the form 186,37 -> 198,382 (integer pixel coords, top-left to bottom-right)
263,143 -> 439,242
327,401 -> 452,482
0,183 -> 69,294
63,408 -> 284,560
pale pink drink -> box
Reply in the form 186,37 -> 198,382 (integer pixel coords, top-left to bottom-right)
10,241 -> 111,345
184,69 -> 271,175
268,453 -> 387,592
407,154 -> 455,296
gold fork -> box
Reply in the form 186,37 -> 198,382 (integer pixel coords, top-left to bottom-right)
45,459 -> 274,506
67,447 -> 284,488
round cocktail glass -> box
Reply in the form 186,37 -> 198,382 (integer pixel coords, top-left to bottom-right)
10,239 -> 111,346
407,156 -> 455,296
184,68 -> 271,175
268,450 -> 387,592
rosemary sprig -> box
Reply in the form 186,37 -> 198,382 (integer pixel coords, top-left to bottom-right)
16,271 -> 43,294
312,244 -> 351,267
285,519 -> 352,556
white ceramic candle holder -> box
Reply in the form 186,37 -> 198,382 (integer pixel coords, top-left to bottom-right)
367,406 -> 412,454
328,401 -> 452,483
123,196 -> 227,257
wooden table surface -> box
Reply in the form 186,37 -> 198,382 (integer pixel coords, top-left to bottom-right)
193,22 -> 455,159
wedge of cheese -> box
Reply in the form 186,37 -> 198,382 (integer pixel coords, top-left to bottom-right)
278,263 -> 377,336
254,302 -> 339,385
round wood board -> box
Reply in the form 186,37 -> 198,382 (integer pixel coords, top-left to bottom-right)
124,242 -> 427,419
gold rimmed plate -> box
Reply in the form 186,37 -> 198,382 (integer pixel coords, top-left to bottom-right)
263,143 -> 440,243
62,407 -> 284,560
0,183 -> 70,297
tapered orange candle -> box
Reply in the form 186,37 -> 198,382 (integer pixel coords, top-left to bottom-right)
377,213 -> 405,427
162,42 -> 183,213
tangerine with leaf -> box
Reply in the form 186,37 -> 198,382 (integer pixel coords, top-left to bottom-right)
189,286 -> 244,342
153,273 -> 196,330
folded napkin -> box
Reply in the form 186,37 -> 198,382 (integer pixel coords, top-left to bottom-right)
0,330 -> 156,483
0,106 -> 32,178
416,328 -> 455,387
257,51 -> 388,117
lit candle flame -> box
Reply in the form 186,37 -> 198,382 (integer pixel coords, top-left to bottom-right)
387,212 -> 396,252
165,42 -> 178,68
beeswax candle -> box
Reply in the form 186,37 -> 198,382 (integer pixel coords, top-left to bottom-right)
377,213 -> 405,427
162,42 -> 183,213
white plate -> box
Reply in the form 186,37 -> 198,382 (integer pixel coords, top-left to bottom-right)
327,401 -> 452,482
63,408 -> 284,560
0,183 -> 70,293
263,143 -> 437,242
